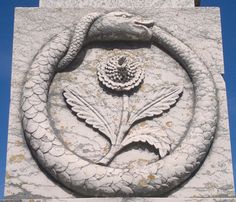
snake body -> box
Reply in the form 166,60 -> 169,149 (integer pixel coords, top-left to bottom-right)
21,12 -> 218,196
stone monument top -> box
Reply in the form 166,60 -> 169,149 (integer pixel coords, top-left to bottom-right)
39,0 -> 199,8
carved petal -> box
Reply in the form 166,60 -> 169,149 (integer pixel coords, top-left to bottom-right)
121,129 -> 171,158
129,86 -> 183,125
63,86 -> 116,144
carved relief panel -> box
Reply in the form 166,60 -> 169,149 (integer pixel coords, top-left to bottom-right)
5,7 -> 234,199
20,11 -> 218,197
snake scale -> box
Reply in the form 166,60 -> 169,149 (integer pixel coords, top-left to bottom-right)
21,12 -> 218,196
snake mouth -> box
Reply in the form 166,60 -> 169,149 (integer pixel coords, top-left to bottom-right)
134,19 -> 154,38
134,20 -> 154,29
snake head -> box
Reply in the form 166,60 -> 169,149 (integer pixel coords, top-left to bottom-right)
87,11 -> 154,42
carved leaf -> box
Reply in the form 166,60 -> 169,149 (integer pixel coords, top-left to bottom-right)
121,129 -> 171,158
63,86 -> 116,144
129,86 -> 183,125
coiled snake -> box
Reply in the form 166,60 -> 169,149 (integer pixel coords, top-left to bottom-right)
21,11 -> 218,196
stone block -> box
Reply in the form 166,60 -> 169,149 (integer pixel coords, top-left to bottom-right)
4,6 -> 234,200
39,0 -> 196,8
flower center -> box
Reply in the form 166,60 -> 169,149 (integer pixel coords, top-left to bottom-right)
105,55 -> 137,83
97,50 -> 145,92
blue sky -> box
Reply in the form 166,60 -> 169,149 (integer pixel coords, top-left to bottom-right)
0,0 -> 235,199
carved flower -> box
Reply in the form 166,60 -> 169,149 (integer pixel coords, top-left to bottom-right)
97,51 -> 145,92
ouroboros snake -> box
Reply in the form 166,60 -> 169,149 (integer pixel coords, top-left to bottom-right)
21,12 -> 218,196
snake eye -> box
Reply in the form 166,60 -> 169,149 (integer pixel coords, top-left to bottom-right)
121,14 -> 132,18
114,12 -> 132,18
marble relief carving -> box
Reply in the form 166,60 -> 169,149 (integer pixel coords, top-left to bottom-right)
64,49 -> 183,165
21,11 -> 218,196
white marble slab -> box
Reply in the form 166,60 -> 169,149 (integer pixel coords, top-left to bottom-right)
39,0 -> 196,8
4,7 -> 234,199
